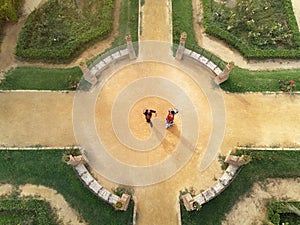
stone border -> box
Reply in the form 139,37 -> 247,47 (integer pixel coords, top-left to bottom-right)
193,164 -> 241,205
183,48 -> 223,76
236,146 -> 300,151
73,162 -> 120,205
0,90 -> 72,93
182,154 -> 245,211
0,146 -> 78,150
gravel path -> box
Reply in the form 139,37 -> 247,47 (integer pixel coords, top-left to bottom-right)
0,1 -> 300,225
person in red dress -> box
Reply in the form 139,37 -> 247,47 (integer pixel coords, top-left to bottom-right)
165,108 -> 179,129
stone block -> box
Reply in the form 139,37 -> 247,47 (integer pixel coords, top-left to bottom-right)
202,188 -> 216,201
211,181 -> 225,194
191,52 -> 200,60
219,172 -> 233,186
81,172 -> 94,186
214,67 -> 223,76
199,56 -> 208,64
225,155 -> 246,167
182,193 -> 195,211
194,193 -> 206,205
89,181 -> 103,194
98,188 -> 111,201
103,56 -> 113,64
119,193 -> 131,211
109,194 -> 120,205
74,163 -> 87,176
226,164 -> 239,176
207,61 -> 217,70
184,49 -> 192,55
120,49 -> 129,56
112,51 -> 121,60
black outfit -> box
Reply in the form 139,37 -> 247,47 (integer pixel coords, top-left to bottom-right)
143,109 -> 156,123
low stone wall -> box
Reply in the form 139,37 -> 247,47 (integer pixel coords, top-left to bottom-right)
183,48 -> 223,76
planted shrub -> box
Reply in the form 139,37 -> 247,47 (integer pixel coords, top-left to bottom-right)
16,0 -> 114,62
202,0 -> 300,59
0,0 -> 22,22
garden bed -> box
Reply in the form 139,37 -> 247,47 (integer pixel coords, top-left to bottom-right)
202,0 -> 300,59
15,0 -> 115,62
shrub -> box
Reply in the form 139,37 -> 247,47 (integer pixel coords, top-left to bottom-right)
202,0 -> 300,59
0,0 -> 22,22
16,0 -> 114,62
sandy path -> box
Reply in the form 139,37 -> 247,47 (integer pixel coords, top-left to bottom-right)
192,0 -> 300,70
0,184 -> 85,225
223,178 -> 300,225
139,0 -> 172,42
222,93 -> 300,149
0,92 -> 76,147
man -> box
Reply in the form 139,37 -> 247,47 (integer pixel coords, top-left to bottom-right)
143,107 -> 157,127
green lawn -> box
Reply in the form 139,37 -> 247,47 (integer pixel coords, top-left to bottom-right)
181,150 -> 300,225
0,150 -> 133,225
0,67 -> 82,90
220,67 -> 300,92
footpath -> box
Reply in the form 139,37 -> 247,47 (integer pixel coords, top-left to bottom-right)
0,1 -> 300,225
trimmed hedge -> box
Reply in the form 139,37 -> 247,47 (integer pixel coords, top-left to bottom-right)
267,202 -> 300,225
15,0 -> 114,62
0,0 -> 22,22
202,0 -> 300,59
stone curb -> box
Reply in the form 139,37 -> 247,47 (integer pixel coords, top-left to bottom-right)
224,91 -> 300,95
0,146 -> 79,150
236,146 -> 300,151
0,90 -> 73,93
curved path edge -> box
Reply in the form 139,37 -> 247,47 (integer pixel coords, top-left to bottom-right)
222,178 -> 300,225
0,184 -> 86,225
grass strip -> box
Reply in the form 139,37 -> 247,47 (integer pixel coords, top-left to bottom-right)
181,150 -> 300,225
0,150 -> 133,225
220,67 -> 300,93
0,67 -> 82,90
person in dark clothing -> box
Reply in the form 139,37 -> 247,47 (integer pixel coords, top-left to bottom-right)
143,107 -> 157,127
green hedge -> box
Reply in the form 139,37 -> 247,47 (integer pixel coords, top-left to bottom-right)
88,0 -> 139,66
267,202 -> 300,225
202,0 -> 300,59
16,0 -> 114,62
0,0 -> 22,22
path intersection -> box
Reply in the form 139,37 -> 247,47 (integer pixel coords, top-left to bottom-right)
1,0 -> 300,225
